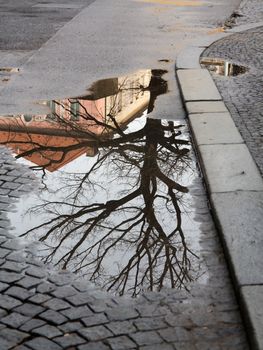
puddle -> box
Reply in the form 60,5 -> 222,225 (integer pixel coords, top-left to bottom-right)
1,69 -> 207,296
0,67 -> 19,73
200,58 -> 248,76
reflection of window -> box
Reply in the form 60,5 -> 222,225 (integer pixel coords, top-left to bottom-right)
117,90 -> 122,112
70,100 -> 79,121
23,115 -> 33,123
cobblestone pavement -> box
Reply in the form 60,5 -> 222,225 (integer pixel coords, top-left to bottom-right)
0,139 -> 249,350
202,0 -> 263,175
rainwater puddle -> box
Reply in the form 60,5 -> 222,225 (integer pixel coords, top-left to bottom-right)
200,57 -> 248,76
1,69 -> 208,296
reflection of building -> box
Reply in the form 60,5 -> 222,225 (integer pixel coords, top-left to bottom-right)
200,58 -> 247,76
0,70 -> 152,172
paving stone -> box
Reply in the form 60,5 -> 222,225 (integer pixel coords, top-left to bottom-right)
130,331 -> 163,346
5,286 -> 34,301
78,342 -> 110,350
177,69 -> 221,101
61,306 -> 93,320
66,292 -> 94,306
17,276 -> 42,289
43,298 -> 71,311
36,282 -> 56,294
14,303 -> 45,317
0,328 -> 29,347
25,337 -> 62,350
105,335 -> 136,349
48,272 -> 75,286
1,312 -> 30,328
158,327 -> 191,342
59,321 -> 83,333
12,345 -> 31,350
39,309 -> 68,325
25,267 -> 47,279
51,286 -> 77,298
211,191 -> 263,285
33,324 -> 63,338
2,181 -> 21,190
0,294 -> 22,310
189,112 -> 243,145
186,101 -> 228,114
105,307 -> 139,321
53,333 -> 86,347
0,270 -> 21,284
105,320 -> 136,336
82,313 -> 109,327
6,251 -> 25,263
134,317 -> 167,331
0,282 -> 8,292
135,304 -> 169,318
0,188 -> 11,196
1,261 -> 26,273
0,308 -> 8,318
141,345 -> 174,350
20,319 -> 46,332
88,300 -> 109,313
78,325 -> 113,341
28,293 -> 52,304
199,144 -> 263,193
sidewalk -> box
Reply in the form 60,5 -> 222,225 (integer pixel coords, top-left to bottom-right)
176,0 -> 263,349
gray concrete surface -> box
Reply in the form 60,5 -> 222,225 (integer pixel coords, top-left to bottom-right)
189,112 -> 244,145
176,1 -> 263,349
186,101 -> 228,114
177,69 -> 222,102
0,0 -> 240,116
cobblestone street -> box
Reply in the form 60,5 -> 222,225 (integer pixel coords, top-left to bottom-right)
0,141 -> 248,350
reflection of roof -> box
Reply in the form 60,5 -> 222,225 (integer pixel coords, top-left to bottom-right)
0,70 -> 153,171
0,130 -> 92,172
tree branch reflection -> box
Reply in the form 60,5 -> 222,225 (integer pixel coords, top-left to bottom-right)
0,70 -> 198,296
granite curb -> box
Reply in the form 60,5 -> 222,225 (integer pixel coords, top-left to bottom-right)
176,27 -> 263,350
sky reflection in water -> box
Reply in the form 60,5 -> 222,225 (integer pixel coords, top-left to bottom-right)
2,69 -> 206,296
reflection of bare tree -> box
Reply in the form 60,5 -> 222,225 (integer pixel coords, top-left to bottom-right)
1,72 -> 198,296
19,116 -> 197,296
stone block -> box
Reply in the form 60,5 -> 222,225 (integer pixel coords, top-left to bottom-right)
53,333 -> 86,347
24,337 -> 62,350
106,321 -> 136,335
39,310 -> 67,325
105,335 -> 136,350
199,144 -> 263,193
186,101 -> 228,114
211,191 -> 263,285
130,331 -> 163,346
189,112 -> 243,145
33,325 -> 63,338
177,69 -> 221,101
240,285 -> 263,350
78,325 -> 113,341
1,312 -> 30,328
15,303 -> 45,317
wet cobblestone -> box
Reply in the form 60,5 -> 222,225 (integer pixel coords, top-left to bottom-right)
202,0 -> 263,175
0,136 -> 250,350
